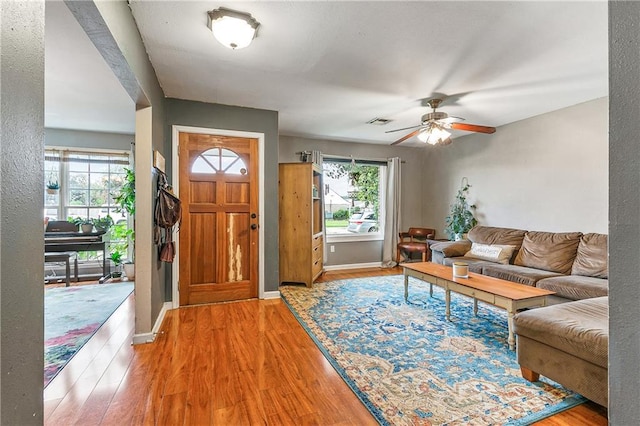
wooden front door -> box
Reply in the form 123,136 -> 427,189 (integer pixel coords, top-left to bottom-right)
178,132 -> 259,305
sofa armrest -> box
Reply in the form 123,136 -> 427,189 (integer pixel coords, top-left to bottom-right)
430,241 -> 472,258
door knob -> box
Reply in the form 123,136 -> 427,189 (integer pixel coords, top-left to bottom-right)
251,224 -> 258,230
251,213 -> 257,219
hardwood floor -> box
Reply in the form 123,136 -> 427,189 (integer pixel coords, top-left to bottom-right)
44,267 -> 608,425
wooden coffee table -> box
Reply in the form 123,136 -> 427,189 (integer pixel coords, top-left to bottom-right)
402,262 -> 556,350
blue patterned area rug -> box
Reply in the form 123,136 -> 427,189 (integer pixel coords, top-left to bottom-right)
44,282 -> 134,387
280,275 -> 585,425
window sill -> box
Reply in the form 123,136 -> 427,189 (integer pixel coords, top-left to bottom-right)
325,233 -> 384,243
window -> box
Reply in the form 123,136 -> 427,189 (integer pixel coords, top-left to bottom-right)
323,158 -> 385,240
44,148 -> 131,258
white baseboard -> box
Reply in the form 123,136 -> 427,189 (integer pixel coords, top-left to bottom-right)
132,301 -> 172,345
323,262 -> 383,271
262,290 -> 280,299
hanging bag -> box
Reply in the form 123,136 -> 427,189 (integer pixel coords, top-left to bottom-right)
154,172 -> 182,263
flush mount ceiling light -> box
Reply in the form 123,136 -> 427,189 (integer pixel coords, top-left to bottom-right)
207,7 -> 260,50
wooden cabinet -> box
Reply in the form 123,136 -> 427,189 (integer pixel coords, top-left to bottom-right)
279,162 -> 324,287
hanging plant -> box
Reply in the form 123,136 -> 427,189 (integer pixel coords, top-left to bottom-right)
444,179 -> 478,241
46,179 -> 59,194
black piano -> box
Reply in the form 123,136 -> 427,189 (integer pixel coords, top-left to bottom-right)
45,221 -> 109,280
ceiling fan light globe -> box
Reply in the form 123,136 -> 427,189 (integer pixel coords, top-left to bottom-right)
417,129 -> 430,143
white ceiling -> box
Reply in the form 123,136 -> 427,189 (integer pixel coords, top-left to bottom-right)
45,1 -> 134,134
46,1 -> 608,146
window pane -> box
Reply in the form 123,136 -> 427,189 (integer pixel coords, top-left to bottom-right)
192,148 -> 247,175
90,162 -> 109,173
67,207 -> 88,218
90,172 -> 109,187
44,208 -> 58,221
68,172 -> 89,189
323,161 -> 382,236
110,164 -> 126,174
68,159 -> 89,172
69,189 -> 88,206
90,189 -> 108,207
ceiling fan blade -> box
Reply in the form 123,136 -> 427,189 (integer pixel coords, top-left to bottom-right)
385,124 -> 422,134
391,129 -> 422,145
451,122 -> 496,134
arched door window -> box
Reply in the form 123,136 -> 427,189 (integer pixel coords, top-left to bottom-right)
191,148 -> 247,175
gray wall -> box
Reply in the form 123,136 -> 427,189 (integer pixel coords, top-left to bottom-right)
66,0 -> 167,335
45,128 -> 133,151
422,97 -> 608,235
165,98 -> 280,292
280,136 -> 426,266
0,1 -> 45,423
609,2 -> 640,422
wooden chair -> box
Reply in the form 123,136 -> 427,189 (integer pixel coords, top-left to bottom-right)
397,227 -> 436,263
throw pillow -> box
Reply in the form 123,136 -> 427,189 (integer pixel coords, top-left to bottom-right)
464,243 -> 517,264
514,231 -> 582,274
571,233 -> 608,279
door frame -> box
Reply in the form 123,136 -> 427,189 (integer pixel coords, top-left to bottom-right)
171,125 -> 266,308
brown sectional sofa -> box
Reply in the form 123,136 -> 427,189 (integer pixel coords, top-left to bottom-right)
513,297 -> 608,407
431,226 -> 609,407
430,226 -> 608,303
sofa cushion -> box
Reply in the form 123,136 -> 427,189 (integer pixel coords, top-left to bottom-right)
513,297 -> 608,368
514,231 -> 582,274
467,226 -> 527,248
464,243 -> 517,264
481,264 -> 562,286
430,240 -> 471,258
442,257 -> 492,273
571,233 -> 608,279
536,275 -> 608,300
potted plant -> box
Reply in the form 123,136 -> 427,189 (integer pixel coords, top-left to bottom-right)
93,215 -> 114,233
444,181 -> 478,241
113,168 -> 135,279
109,250 -> 123,281
46,179 -> 60,195
69,216 -> 94,233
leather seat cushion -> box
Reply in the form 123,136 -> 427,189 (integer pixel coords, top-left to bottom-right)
398,242 -> 428,253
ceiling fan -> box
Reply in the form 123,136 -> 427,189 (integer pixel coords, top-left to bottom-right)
387,98 -> 496,146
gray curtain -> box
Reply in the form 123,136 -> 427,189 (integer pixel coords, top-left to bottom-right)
381,157 -> 402,267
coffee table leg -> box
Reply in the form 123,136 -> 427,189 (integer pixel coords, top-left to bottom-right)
445,289 -> 451,321
404,273 -> 409,301
507,309 -> 515,351
430,283 -> 433,297
473,298 -> 478,316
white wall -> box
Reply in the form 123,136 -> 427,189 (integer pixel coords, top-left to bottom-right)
423,97 -> 608,235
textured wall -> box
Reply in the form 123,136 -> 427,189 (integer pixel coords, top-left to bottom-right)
0,1 -> 45,423
66,0 -> 168,336
422,97 -> 608,235
609,2 -> 640,422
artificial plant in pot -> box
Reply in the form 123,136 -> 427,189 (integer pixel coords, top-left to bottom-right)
113,167 -> 135,279
444,181 -> 478,241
